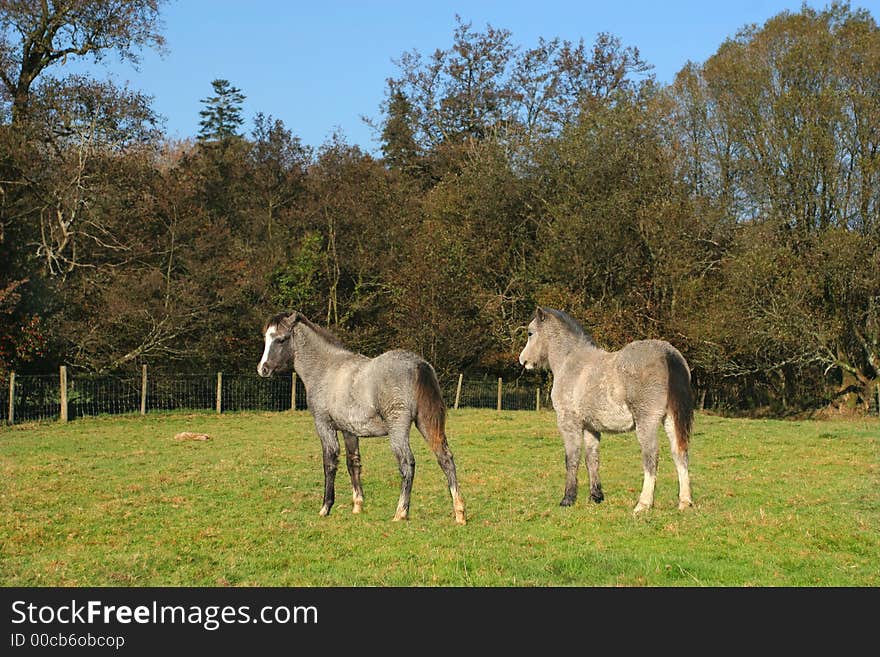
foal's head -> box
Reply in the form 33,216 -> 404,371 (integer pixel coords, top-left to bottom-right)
519,307 -> 594,370
519,307 -> 551,370
257,311 -> 299,377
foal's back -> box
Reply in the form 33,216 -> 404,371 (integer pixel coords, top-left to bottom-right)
610,339 -> 686,407
615,339 -> 683,383
315,348 -> 426,432
562,339 -> 684,431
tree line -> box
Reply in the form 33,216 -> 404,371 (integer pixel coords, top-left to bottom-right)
1,2 -> 878,415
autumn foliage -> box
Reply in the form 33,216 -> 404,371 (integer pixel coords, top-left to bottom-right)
1,4 -> 878,414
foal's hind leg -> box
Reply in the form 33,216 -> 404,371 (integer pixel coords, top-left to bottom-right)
388,420 -> 415,521
415,418 -> 466,525
342,431 -> 364,514
664,415 -> 693,510
314,419 -> 340,517
634,416 -> 662,514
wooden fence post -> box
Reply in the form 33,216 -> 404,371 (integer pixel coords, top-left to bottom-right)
140,365 -> 147,415
7,371 -> 14,425
497,377 -> 502,411
216,372 -> 223,414
291,372 -> 297,411
60,366 -> 68,422
536,387 -> 541,412
454,373 -> 463,410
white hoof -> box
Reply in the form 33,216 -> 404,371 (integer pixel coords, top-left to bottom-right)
453,493 -> 466,525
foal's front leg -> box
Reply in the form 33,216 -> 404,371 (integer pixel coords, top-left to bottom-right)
583,429 -> 604,503
314,418 -> 340,517
558,414 -> 583,506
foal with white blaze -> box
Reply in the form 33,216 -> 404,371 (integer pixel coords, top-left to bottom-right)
519,307 -> 693,513
258,311 -> 466,524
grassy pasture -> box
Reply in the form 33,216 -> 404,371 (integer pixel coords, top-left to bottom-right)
1,409 -> 877,586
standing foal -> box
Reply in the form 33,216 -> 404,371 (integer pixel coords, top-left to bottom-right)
519,307 -> 693,513
258,311 -> 466,524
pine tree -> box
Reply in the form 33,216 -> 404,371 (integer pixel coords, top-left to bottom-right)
197,79 -> 246,142
380,85 -> 420,171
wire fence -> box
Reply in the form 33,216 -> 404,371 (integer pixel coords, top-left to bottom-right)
5,374 -> 62,424
3,368 -> 878,426
439,375 -> 551,412
1,369 -> 545,425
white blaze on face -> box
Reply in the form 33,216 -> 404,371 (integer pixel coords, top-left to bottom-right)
258,326 -> 278,374
519,330 -> 535,369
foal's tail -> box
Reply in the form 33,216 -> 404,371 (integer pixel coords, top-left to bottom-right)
414,361 -> 448,451
666,348 -> 693,454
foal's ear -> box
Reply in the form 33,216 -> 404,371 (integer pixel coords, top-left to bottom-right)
535,307 -> 546,322
278,311 -> 299,331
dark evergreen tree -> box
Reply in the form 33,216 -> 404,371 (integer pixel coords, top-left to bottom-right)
197,79 -> 246,142
380,84 -> 420,172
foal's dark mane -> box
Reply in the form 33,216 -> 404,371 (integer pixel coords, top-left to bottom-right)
298,314 -> 347,348
266,311 -> 347,349
542,307 -> 596,346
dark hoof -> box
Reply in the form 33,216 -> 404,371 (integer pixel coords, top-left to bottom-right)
590,490 -> 605,504
559,497 -> 575,507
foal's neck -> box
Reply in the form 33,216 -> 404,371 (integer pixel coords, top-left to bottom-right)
547,331 -> 596,373
292,323 -> 352,389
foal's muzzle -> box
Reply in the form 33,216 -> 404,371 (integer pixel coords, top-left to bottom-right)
257,363 -> 273,377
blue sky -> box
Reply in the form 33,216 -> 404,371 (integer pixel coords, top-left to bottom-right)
59,0 -> 880,154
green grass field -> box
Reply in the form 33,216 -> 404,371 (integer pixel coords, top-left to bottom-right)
2,409 -> 877,586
